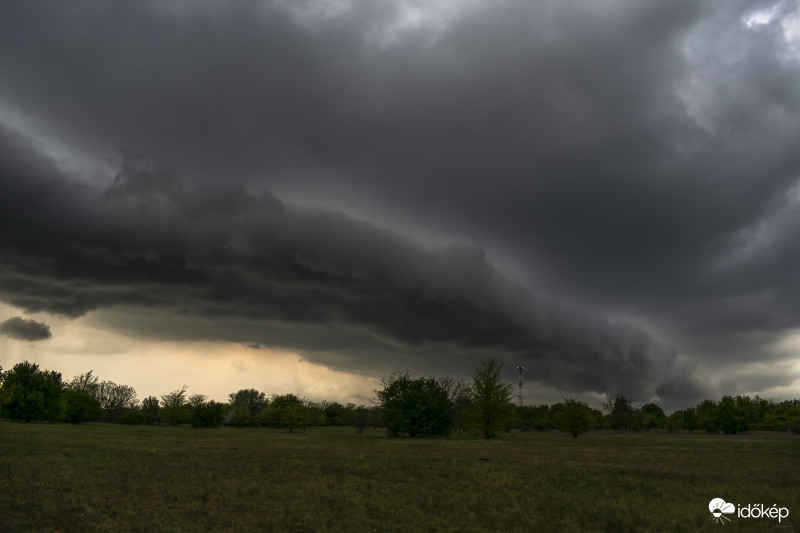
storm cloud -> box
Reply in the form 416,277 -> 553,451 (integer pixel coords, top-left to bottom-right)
1,0 -> 799,407
0,317 -> 52,342
0,125 -> 699,403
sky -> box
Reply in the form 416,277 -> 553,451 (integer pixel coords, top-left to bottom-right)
1,0 -> 800,411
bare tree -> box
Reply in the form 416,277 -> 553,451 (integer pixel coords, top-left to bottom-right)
66,372 -> 136,423
188,394 -> 208,408
65,371 -> 100,395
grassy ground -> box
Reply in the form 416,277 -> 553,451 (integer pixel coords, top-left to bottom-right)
1,422 -> 798,532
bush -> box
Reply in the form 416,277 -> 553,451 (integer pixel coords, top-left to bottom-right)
323,402 -> 347,426
553,398 -> 591,438
62,389 -> 102,424
119,409 -> 147,425
264,394 -> 310,431
348,405 -> 371,434
602,394 -> 635,431
640,403 -> 667,429
190,401 -> 225,428
225,389 -> 268,427
0,361 -> 63,422
377,372 -> 453,437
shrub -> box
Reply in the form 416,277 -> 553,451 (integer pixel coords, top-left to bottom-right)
190,401 -> 225,428
0,361 -> 63,422
265,394 -> 310,432
119,409 -> 147,425
377,372 -> 453,437
225,389 -> 268,427
62,389 -> 102,424
553,398 -> 591,438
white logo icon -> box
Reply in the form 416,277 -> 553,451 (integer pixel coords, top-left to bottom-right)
709,498 -> 736,524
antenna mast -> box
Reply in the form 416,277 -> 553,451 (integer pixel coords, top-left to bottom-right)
516,365 -> 525,407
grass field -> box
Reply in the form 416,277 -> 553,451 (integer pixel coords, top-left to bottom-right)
1,422 -> 798,532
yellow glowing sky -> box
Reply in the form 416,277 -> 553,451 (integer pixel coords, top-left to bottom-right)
5,298 -> 799,410
0,303 -> 379,405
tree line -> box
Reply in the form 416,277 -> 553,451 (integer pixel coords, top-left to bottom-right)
1,360 -> 798,437
518,393 -> 800,436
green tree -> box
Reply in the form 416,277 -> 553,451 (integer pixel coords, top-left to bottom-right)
715,396 -> 748,434
376,371 -> 454,437
280,403 -> 308,432
681,407 -> 698,432
524,404 -> 553,431
603,393 -> 635,431
589,408 -> 604,430
348,404 -> 372,434
323,401 -> 347,426
62,389 -> 102,424
553,398 -> 592,438
190,399 -> 225,428
0,361 -> 63,422
751,396 -> 775,430
732,395 -> 759,431
783,400 -> 800,434
695,399 -> 717,432
161,386 -> 189,425
226,389 -> 268,427
667,408 -> 690,432
770,399 -> 800,433
466,358 -> 515,439
640,402 -> 667,429
118,408 -> 147,425
516,405 -> 537,431
141,396 -> 161,424
303,401 -> 326,426
265,394 -> 310,431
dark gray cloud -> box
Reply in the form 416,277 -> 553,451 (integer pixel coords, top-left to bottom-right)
1,0 -> 799,407
0,316 -> 52,342
0,125 -> 699,405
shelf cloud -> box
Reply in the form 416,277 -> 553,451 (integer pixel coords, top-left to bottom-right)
1,0 -> 799,407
